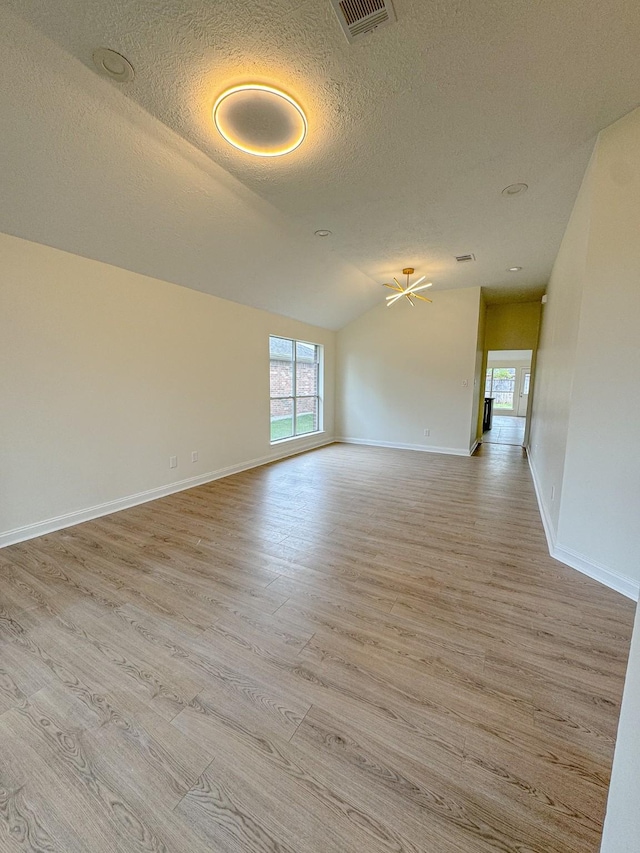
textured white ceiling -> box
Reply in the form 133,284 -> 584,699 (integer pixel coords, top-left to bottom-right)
2,1 -> 640,326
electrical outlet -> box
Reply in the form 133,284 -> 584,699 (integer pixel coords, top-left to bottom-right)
191,451 -> 198,463
424,429 -> 430,437
169,456 -> 177,469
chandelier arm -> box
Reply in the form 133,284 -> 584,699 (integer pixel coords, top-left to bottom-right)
405,275 -> 426,293
408,282 -> 432,294
386,291 -> 406,307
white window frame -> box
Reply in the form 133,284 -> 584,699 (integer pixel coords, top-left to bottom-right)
269,336 -> 323,444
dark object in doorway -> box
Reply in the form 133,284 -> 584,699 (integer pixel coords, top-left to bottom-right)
483,396 -> 494,431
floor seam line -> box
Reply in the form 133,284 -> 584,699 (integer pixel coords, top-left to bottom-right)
287,703 -> 313,743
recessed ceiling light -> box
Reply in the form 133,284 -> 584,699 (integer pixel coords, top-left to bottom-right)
92,48 -> 135,83
508,266 -> 523,272
213,84 -> 307,157
502,183 -> 528,197
314,229 -> 332,237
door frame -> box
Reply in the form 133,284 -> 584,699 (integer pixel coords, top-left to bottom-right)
517,368 -> 531,417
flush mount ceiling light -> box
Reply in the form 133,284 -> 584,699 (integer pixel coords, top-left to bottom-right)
501,183 -> 528,197
314,229 -> 332,237
213,84 -> 307,157
508,266 -> 523,271
383,268 -> 432,308
92,47 -> 135,82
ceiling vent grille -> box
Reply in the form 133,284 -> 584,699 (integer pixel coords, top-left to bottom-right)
330,0 -> 396,42
455,253 -> 476,262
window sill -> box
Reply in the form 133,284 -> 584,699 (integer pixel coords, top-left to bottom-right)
270,431 -> 325,446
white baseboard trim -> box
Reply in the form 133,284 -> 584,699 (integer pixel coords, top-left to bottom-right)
527,450 -> 639,601
526,451 -> 558,552
336,437 -> 474,457
0,436 -> 335,549
469,439 -> 480,456
553,544 -> 640,601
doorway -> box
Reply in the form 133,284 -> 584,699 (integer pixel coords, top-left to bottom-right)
483,350 -> 532,446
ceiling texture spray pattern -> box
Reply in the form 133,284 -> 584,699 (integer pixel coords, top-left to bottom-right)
2,0 -> 640,325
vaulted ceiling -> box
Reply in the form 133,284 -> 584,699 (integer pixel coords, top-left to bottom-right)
2,1 -> 640,328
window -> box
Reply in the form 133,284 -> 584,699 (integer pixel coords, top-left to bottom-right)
269,336 -> 322,442
485,367 -> 517,409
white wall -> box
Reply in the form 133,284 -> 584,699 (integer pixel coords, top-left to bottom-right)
529,107 -> 640,589
0,233 -> 335,543
556,110 -> 640,581
527,159 -> 591,532
487,351 -> 532,367
336,287 -> 482,455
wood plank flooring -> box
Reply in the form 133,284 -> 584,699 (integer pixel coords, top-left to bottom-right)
0,442 -> 635,852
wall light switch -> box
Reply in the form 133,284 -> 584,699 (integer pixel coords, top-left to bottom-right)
191,451 -> 198,463
169,456 -> 177,469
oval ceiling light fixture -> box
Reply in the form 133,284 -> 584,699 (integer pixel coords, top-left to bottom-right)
501,183 -> 528,198
314,229 -> 332,237
508,266 -> 523,272
213,84 -> 307,157
92,47 -> 135,82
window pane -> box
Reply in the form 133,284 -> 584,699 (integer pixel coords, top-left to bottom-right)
296,396 -> 318,435
269,336 -> 293,360
270,359 -> 293,398
492,367 -> 516,409
296,361 -> 318,397
523,373 -> 531,395
296,341 -> 316,362
485,368 -> 493,397
270,398 -> 293,441
269,336 -> 322,443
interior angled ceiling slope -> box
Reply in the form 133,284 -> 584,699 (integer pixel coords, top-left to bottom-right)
2,0 -> 640,327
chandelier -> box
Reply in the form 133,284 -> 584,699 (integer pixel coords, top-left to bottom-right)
383,268 -> 433,307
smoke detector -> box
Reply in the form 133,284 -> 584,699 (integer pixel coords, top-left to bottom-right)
330,0 -> 397,43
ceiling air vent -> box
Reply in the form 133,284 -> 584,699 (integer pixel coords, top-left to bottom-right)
330,0 -> 397,43
455,254 -> 476,262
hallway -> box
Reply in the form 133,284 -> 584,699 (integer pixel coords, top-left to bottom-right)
483,414 -> 526,446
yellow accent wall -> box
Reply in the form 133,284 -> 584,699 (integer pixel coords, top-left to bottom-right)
484,302 -> 542,351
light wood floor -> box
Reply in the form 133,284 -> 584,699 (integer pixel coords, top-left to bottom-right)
0,443 -> 635,853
